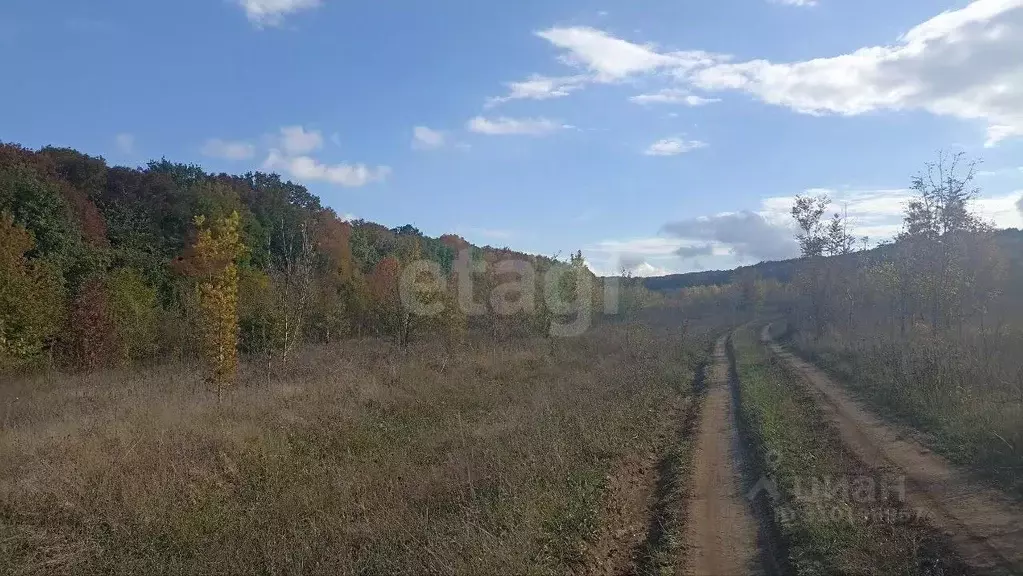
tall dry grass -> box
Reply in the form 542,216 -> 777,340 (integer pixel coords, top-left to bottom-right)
0,312 -> 711,575
788,326 -> 1023,499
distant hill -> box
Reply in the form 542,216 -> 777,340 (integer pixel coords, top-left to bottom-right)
642,259 -> 799,292
643,228 -> 1023,292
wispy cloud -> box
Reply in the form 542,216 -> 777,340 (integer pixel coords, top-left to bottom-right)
489,1 -> 1023,149
536,26 -> 724,82
201,138 -> 256,160
278,125 -> 324,155
769,0 -> 819,7
412,126 -> 446,150
485,75 -> 588,107
237,0 -> 321,27
264,150 -> 390,187
467,116 -> 567,136
630,88 -> 719,106
115,133 -> 135,154
262,124 -> 389,187
644,137 -> 707,156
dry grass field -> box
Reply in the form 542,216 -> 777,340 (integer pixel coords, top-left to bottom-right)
0,311 -> 713,576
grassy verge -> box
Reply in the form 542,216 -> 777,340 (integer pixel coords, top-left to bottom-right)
635,340 -> 711,576
0,314 -> 710,576
731,327 -> 970,575
782,327 -> 1023,500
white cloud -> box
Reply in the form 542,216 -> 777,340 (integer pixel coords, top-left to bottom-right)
759,188 -> 914,241
584,238 -> 679,276
485,27 -> 729,108
975,190 -> 1023,228
467,116 -> 566,136
770,0 -> 818,6
535,26 -> 727,82
115,133 -> 134,154
644,137 -> 707,156
629,261 -> 673,277
591,237 -> 692,258
264,149 -> 390,187
584,237 -> 731,276
686,0 -> 1023,146
487,2 -> 1023,147
279,125 -> 324,156
486,75 -> 587,107
238,0 -> 321,27
759,186 -> 1023,242
412,126 -> 446,150
977,166 -> 1023,177
201,138 -> 256,160
630,88 -> 720,106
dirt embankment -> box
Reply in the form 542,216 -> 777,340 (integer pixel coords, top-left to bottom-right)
764,325 -> 1023,575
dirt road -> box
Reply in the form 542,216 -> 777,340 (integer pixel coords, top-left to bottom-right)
763,325 -> 1023,575
682,333 -> 766,576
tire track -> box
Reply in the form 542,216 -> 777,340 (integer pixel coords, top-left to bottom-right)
763,325 -> 1023,575
681,333 -> 769,576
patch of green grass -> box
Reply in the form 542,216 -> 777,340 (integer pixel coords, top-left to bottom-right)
731,328 -> 970,576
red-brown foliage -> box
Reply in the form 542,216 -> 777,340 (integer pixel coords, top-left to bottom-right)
63,278 -> 118,369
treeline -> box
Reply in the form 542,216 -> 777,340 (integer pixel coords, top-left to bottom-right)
0,143 -> 642,380
777,153 -> 1022,491
651,152 -> 1022,490
786,153 -> 1018,344
643,260 -> 798,292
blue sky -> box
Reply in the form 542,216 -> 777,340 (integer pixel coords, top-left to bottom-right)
3,0 -> 1023,275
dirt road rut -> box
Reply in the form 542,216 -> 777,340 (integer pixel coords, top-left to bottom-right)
682,334 -> 766,576
764,325 -> 1023,575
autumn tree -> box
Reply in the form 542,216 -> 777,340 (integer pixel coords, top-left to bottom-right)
824,209 -> 856,257
542,251 -> 593,337
105,267 -> 161,364
736,269 -> 765,314
308,211 -> 355,342
893,152 -> 998,331
0,213 -> 64,369
791,194 -> 831,258
790,194 -> 855,337
368,256 -> 403,339
63,277 -> 118,370
267,218 -> 314,363
192,211 -> 246,395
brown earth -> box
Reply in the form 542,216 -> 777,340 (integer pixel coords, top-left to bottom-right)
763,325 -> 1023,576
577,451 -> 662,576
682,334 -> 766,576
576,390 -> 695,576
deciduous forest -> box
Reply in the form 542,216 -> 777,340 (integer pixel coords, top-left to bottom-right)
0,143 -> 635,380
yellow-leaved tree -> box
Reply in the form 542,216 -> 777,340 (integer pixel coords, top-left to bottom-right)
0,212 -> 64,370
192,211 -> 246,396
